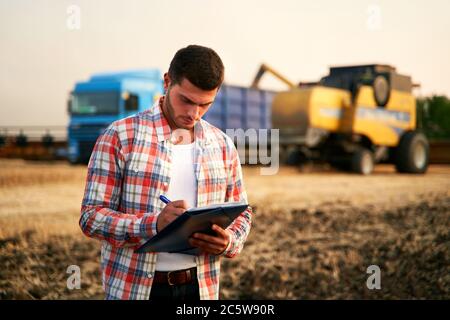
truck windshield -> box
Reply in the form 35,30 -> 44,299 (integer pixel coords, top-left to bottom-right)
71,92 -> 119,115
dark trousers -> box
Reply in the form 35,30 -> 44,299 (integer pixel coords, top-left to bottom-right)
149,281 -> 200,301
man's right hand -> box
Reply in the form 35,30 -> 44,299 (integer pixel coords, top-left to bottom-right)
156,200 -> 190,232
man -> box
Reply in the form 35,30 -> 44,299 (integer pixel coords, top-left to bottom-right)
79,45 -> 252,300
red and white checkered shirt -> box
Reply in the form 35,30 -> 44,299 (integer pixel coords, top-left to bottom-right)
79,97 -> 252,300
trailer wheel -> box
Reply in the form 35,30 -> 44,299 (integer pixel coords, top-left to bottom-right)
351,148 -> 374,175
394,131 -> 429,173
286,148 -> 302,165
0,134 -> 6,147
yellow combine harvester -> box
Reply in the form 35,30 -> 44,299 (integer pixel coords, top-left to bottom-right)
253,63 -> 429,174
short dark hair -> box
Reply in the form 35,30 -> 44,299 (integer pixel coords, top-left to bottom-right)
168,45 -> 225,91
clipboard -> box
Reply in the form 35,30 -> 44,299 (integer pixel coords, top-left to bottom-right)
135,202 -> 248,255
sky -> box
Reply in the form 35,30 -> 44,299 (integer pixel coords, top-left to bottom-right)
0,0 -> 449,127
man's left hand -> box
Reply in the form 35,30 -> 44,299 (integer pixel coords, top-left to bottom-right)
188,224 -> 230,255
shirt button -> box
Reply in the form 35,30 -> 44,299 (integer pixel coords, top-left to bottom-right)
147,273 -> 153,279
134,168 -> 139,173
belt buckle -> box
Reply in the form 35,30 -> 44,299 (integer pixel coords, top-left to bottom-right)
167,271 -> 176,286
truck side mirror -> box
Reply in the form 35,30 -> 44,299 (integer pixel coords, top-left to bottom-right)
125,94 -> 139,112
67,96 -> 73,114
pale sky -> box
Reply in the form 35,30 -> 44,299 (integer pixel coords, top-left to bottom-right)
1,0 -> 449,127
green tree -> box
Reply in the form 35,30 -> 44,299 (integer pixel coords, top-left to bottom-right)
416,95 -> 450,140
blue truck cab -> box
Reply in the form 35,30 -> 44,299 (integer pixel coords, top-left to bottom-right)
67,69 -> 164,163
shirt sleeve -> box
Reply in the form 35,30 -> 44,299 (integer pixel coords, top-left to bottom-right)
220,140 -> 253,258
79,124 -> 158,249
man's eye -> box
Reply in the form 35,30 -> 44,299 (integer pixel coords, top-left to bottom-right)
182,98 -> 194,105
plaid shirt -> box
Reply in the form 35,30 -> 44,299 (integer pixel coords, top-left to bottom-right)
79,97 -> 252,300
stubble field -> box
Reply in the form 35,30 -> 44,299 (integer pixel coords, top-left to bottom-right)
0,159 -> 449,299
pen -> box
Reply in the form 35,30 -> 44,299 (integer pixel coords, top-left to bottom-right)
159,195 -> 171,204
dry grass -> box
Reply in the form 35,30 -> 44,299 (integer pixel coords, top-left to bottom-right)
0,160 -> 449,299
221,194 -> 450,299
0,159 -> 85,239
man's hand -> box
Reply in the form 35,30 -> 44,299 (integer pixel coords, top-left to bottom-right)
157,200 -> 190,232
188,224 -> 231,255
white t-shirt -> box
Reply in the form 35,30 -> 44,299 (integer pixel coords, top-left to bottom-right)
155,141 -> 198,271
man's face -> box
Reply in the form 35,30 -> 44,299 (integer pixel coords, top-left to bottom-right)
163,74 -> 218,131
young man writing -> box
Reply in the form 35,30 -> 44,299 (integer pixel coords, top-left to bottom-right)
79,45 -> 252,300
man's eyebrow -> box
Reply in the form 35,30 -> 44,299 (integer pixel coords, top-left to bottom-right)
179,93 -> 214,106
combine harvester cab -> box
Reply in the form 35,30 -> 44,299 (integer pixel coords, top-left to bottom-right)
271,64 -> 429,174
67,69 -> 164,164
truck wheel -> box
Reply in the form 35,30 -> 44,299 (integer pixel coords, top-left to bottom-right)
351,148 -> 374,175
395,131 -> 429,173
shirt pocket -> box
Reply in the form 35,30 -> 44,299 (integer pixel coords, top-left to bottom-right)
124,152 -> 147,180
123,147 -> 167,212
202,148 -> 228,202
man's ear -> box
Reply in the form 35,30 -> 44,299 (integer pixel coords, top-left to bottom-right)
163,73 -> 170,92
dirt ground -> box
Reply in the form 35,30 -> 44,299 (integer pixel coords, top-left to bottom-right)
0,159 -> 449,299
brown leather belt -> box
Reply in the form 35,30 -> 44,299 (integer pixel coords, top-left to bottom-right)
153,267 -> 197,286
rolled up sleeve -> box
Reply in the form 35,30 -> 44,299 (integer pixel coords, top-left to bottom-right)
79,124 -> 158,248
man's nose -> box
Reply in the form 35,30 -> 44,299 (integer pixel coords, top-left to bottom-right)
187,106 -> 200,120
